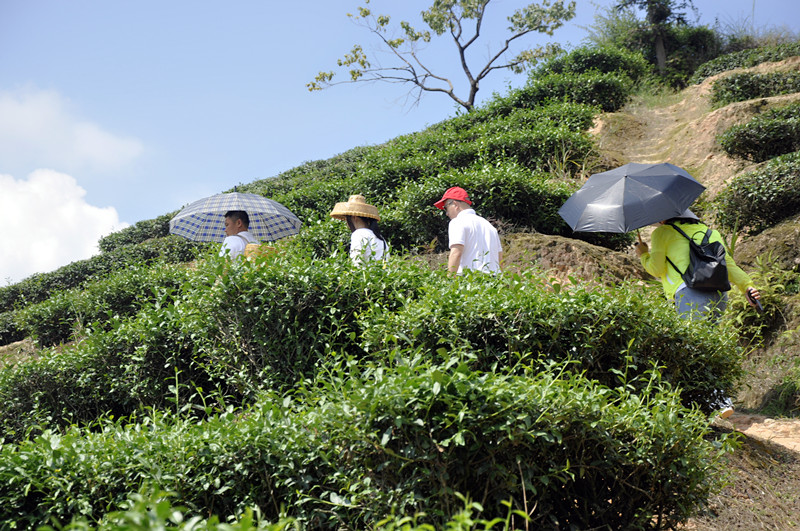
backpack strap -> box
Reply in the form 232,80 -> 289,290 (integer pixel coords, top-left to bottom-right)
664,222 -> 710,276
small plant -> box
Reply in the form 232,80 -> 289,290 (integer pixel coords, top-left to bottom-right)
690,42 -> 800,85
711,72 -> 800,107
714,151 -> 800,234
718,102 -> 800,161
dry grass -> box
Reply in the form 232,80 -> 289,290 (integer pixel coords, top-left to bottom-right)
0,338 -> 38,369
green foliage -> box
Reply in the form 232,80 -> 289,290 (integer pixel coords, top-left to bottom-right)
714,151 -> 800,234
541,45 -> 652,82
97,213 -> 175,253
0,236 -> 206,318
359,271 -> 743,411
718,102 -> 800,161
239,146 -> 377,199
0,363 -> 731,529
496,72 -> 630,113
41,489 -> 299,530
710,72 -> 800,107
723,252 -> 796,344
657,24 -> 724,88
0,254 -> 741,442
582,4 -> 723,87
379,161 -> 627,251
13,264 -> 193,347
0,311 -> 25,346
690,42 -> 800,85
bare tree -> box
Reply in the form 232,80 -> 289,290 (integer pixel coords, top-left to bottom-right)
308,0 -> 576,112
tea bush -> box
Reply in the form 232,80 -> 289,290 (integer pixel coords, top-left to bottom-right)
0,236 -> 205,317
0,362 -> 731,529
240,145 -> 377,199
0,253 -> 741,441
358,270 -> 742,412
542,45 -> 651,83
718,102 -> 800,161
690,42 -> 800,85
0,311 -> 25,346
13,264 -> 193,347
432,101 -> 598,133
97,213 -> 175,253
379,162 -> 628,252
714,151 -> 800,234
711,72 -> 800,107
495,72 -> 630,114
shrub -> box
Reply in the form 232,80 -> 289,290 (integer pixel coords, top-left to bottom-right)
0,363 -> 732,529
358,271 -> 743,412
0,236 -> 205,317
711,72 -> 800,107
718,102 -> 800,161
13,264 -> 193,347
97,213 -> 174,253
542,45 -> 652,82
239,146 -> 377,198
715,151 -> 800,234
495,72 -> 630,114
690,42 -> 800,85
0,254 -> 740,441
0,311 -> 25,346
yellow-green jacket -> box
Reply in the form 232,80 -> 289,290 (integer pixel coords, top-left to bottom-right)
639,222 -> 755,301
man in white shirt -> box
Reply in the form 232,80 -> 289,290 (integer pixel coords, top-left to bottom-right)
434,187 -> 502,275
220,210 -> 257,259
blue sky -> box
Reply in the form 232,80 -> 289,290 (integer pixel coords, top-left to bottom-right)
2,0 -> 799,283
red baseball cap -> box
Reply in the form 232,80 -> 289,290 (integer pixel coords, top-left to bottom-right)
434,186 -> 472,210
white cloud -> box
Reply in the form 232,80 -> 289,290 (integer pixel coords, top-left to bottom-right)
0,170 -> 129,284
0,87 -> 144,174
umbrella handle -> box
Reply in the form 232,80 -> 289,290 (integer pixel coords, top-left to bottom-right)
636,230 -> 643,243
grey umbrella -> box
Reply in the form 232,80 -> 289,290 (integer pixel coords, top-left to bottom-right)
558,162 -> 706,233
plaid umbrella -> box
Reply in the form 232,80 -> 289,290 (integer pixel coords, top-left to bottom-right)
169,192 -> 301,242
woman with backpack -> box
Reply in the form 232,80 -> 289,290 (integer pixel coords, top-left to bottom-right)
330,195 -> 389,266
634,209 -> 761,319
634,208 -> 761,418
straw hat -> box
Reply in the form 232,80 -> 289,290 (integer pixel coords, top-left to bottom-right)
330,195 -> 380,221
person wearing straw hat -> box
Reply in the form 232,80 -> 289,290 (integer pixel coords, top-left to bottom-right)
330,195 -> 388,266
220,210 -> 257,259
434,187 -> 502,275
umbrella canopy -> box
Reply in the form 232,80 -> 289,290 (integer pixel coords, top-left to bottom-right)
558,162 -> 705,233
169,192 -> 301,242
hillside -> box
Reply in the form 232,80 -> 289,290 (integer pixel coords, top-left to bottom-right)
590,58 -> 800,530
0,45 -> 799,528
410,55 -> 800,529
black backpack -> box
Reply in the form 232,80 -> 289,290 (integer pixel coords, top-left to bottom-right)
665,223 -> 731,292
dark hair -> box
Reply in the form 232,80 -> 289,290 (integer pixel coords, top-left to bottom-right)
665,215 -> 702,225
346,216 -> 386,243
224,210 -> 250,227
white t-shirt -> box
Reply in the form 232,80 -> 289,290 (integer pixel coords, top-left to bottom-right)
220,230 -> 257,259
350,228 -> 387,266
448,209 -> 502,274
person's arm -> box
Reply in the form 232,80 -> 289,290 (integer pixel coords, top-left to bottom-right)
448,244 -> 464,274
722,243 -> 761,306
638,227 -> 669,279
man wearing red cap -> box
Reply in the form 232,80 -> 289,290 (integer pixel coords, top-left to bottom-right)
434,187 -> 502,275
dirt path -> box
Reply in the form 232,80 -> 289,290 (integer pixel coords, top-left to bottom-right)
729,412 -> 800,453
